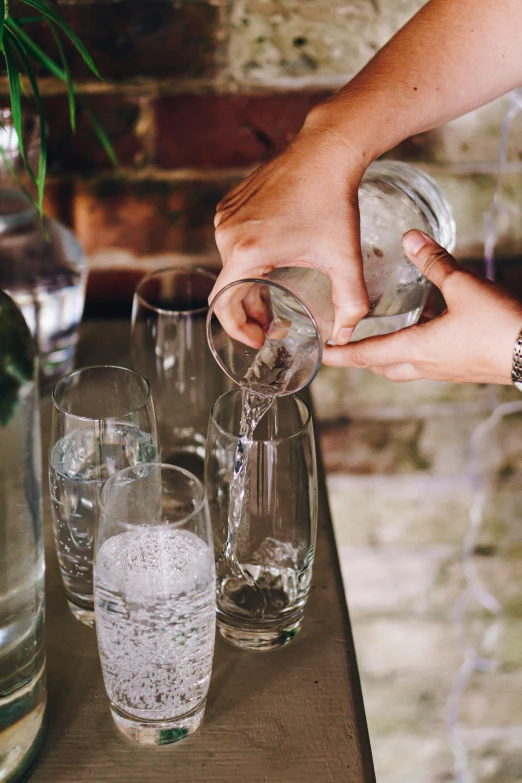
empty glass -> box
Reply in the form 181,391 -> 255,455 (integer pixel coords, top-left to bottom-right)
95,463 -> 216,745
205,389 -> 318,650
131,266 -> 229,478
49,365 -> 158,627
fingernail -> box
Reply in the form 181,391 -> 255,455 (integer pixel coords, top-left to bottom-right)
336,327 -> 353,345
402,230 -> 431,256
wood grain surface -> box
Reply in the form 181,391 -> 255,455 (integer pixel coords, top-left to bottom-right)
31,320 -> 375,783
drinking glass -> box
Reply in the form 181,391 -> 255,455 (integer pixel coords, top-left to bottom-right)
131,266 -> 229,478
205,389 -> 318,650
49,365 -> 158,627
207,271 -> 325,397
95,463 -> 216,745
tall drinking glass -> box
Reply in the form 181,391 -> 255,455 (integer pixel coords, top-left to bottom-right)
131,266 -> 229,478
95,463 -> 216,745
49,365 -> 158,627
206,389 -> 318,650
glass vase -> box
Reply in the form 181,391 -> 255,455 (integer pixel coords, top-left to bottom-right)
0,290 -> 46,783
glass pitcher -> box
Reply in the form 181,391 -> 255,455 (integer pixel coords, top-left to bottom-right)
0,290 -> 46,783
207,160 -> 456,395
0,189 -> 87,394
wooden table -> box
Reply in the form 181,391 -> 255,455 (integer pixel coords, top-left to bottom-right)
32,320 -> 375,783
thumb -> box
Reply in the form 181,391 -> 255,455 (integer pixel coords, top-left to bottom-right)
402,230 -> 460,295
330,256 -> 370,346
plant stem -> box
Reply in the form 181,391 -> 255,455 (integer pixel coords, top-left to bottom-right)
4,0 -> 8,21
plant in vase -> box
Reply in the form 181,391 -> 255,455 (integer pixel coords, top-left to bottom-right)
0,0 -> 116,208
0,0 -> 116,391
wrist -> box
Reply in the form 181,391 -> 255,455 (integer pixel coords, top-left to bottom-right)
301,88 -> 398,172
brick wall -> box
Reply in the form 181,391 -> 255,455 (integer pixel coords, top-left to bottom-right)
3,0 -> 522,309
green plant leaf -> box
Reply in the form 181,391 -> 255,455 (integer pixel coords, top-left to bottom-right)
6,19 -> 66,81
0,290 -> 37,426
16,16 -> 45,24
6,28 -> 47,212
83,103 -> 119,168
48,20 -> 75,132
2,2 -> 111,209
20,0 -> 101,78
1,33 -> 37,187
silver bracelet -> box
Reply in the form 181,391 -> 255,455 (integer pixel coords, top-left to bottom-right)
512,329 -> 522,388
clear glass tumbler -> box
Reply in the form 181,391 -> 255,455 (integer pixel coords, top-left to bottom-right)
205,389 -> 318,650
95,463 -> 216,745
131,266 -> 229,479
49,365 -> 158,627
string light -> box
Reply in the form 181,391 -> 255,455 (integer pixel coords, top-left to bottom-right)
445,89 -> 522,783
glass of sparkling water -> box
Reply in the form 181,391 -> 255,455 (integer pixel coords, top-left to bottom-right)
95,463 -> 216,745
131,266 -> 230,479
205,389 -> 318,650
49,365 -> 158,627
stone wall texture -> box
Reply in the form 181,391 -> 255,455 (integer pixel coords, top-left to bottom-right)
319,370 -> 522,783
4,0 -> 521,298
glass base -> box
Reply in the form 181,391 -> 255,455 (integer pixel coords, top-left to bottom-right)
217,615 -> 302,651
110,700 -> 206,745
66,598 -> 95,628
0,664 -> 46,783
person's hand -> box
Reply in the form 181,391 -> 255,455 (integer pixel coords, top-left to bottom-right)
211,122 -> 370,346
323,230 -> 522,385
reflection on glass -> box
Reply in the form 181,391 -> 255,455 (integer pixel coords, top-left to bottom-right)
49,365 -> 158,626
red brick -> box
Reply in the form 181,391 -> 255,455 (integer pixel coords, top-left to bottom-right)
23,1 -> 219,81
85,257 -> 221,315
45,94 -> 143,173
72,176 -> 242,256
43,179 -> 75,226
155,92 -> 331,169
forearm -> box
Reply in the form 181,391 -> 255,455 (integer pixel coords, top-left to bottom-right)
304,0 -> 522,164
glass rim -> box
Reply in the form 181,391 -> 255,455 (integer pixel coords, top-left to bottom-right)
99,462 -> 207,529
206,276 -> 323,396
134,265 -> 218,316
209,388 -> 313,445
52,364 -> 153,422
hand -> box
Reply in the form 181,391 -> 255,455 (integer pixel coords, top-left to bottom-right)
211,122 -> 370,346
323,230 -> 522,385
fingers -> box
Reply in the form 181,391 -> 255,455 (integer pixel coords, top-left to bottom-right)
323,334 -> 425,380
331,264 -> 370,346
209,282 -> 266,349
329,223 -> 370,344
402,230 -> 462,295
323,342 -> 423,381
366,363 -> 423,382
323,326 -> 418,369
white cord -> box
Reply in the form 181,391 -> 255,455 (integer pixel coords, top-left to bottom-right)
445,88 -> 522,783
